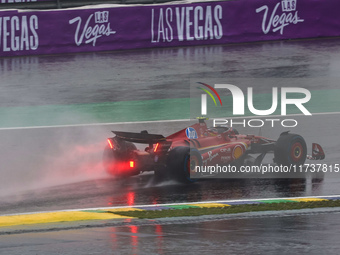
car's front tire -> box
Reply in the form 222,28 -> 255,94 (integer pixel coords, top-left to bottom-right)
274,133 -> 307,167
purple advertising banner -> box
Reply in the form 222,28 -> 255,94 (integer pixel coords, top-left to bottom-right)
0,0 -> 340,57
0,0 -> 53,3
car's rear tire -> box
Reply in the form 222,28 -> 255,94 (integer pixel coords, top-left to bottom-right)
103,138 -> 138,178
167,146 -> 202,183
274,133 -> 307,167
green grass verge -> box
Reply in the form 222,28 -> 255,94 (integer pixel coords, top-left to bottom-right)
111,200 -> 340,219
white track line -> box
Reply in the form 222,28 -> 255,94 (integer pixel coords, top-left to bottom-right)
1,194 -> 340,217
0,119 -> 191,131
0,111 -> 339,131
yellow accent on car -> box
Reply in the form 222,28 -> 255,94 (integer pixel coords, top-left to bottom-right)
233,146 -> 243,159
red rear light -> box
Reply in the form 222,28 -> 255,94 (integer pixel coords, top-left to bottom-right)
129,160 -> 135,168
154,143 -> 159,152
107,139 -> 114,149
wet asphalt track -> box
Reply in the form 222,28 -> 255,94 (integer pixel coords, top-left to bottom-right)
0,113 -> 339,216
0,38 -> 340,216
2,209 -> 340,255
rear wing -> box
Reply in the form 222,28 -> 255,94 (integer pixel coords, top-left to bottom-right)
112,131 -> 166,144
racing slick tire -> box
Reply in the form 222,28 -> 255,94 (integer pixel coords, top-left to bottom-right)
103,138 -> 139,178
167,146 -> 202,184
274,133 -> 307,167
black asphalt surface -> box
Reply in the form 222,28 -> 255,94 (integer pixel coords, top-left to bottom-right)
2,209 -> 340,255
1,37 -> 340,255
1,38 -> 340,107
0,113 -> 339,215
0,38 -> 340,214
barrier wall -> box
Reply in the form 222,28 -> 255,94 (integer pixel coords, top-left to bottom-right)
0,0 -> 52,3
0,0 -> 340,57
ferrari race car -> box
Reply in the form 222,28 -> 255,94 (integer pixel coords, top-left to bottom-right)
103,118 -> 325,183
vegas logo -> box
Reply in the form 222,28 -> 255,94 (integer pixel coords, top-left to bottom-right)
256,0 -> 304,35
69,11 -> 116,47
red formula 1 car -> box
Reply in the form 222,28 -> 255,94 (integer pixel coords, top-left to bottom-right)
103,118 -> 325,183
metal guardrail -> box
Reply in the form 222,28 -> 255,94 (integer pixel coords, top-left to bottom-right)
0,0 -> 174,10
